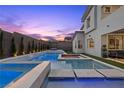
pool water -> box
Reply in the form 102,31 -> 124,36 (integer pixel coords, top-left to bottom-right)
62,59 -> 113,69
31,52 -> 113,69
46,79 -> 124,88
32,53 -> 60,62
0,70 -> 22,87
0,63 -> 37,87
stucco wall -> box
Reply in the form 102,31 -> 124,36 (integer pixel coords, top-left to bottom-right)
0,29 -> 46,58
73,32 -> 85,53
100,6 -> 124,35
82,6 -> 124,57
84,6 -> 97,33
83,6 -> 102,57
0,30 -> 13,57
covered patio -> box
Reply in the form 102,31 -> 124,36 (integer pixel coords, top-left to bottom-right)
101,29 -> 124,58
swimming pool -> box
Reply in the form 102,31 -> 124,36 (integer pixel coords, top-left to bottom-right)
59,59 -> 113,69
31,52 -> 114,69
32,53 -> 61,62
1,50 -> 124,88
0,63 -> 38,88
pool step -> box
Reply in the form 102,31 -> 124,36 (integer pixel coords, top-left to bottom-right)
96,69 -> 124,79
74,69 -> 104,79
48,69 -> 124,79
51,62 -> 72,69
48,69 -> 75,79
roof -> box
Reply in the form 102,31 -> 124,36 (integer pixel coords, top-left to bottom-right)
72,31 -> 84,41
81,5 -> 93,22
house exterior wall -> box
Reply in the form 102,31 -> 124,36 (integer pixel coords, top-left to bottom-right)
83,6 -> 102,57
84,6 -> 97,33
81,5 -> 124,57
100,6 -> 124,35
73,32 -> 85,53
101,5 -> 121,19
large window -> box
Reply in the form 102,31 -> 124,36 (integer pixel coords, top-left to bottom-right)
87,16 -> 90,29
78,40 -> 82,49
108,35 -> 123,49
87,38 -> 94,48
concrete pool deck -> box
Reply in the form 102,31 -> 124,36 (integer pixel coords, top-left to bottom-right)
0,61 -> 42,64
49,69 -> 75,79
74,69 -> 104,78
96,69 -> 124,79
48,69 -> 124,79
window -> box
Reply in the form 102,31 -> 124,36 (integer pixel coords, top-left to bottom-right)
87,17 -> 90,29
108,35 -> 123,49
87,38 -> 94,48
104,6 -> 111,13
78,40 -> 82,49
75,43 -> 76,48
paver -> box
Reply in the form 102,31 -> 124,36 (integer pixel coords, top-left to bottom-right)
74,69 -> 104,78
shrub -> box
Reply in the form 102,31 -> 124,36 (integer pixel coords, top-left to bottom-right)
0,31 -> 3,58
35,45 -> 37,52
27,41 -> 31,54
10,37 -> 17,57
18,37 -> 24,55
31,40 -> 35,53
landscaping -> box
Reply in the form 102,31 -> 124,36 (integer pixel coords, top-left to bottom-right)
83,53 -> 124,69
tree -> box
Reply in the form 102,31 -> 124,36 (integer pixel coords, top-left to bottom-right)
10,37 -> 17,57
27,41 -> 31,54
40,43 -> 42,51
0,31 -> 3,58
38,42 -> 40,52
47,44 -> 50,50
35,44 -> 37,52
31,40 -> 35,53
18,37 -> 24,55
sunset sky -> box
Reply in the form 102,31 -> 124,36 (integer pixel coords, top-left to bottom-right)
0,5 -> 87,41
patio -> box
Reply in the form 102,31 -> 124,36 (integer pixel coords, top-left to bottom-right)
101,29 -> 124,58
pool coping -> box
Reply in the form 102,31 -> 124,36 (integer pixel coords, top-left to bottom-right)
80,54 -> 124,72
6,61 -> 50,88
58,54 -> 92,60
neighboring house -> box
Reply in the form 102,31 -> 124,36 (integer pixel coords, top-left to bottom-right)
73,5 -> 124,58
50,41 -> 72,52
64,37 -> 72,42
72,31 -> 85,53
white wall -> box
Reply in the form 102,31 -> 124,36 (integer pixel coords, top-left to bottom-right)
84,6 -> 97,33
100,6 -> 124,35
84,6 -> 102,57
83,6 -> 124,57
73,32 -> 85,53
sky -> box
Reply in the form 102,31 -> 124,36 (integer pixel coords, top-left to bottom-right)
0,5 -> 87,41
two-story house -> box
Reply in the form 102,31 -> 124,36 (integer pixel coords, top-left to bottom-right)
73,5 -> 124,58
